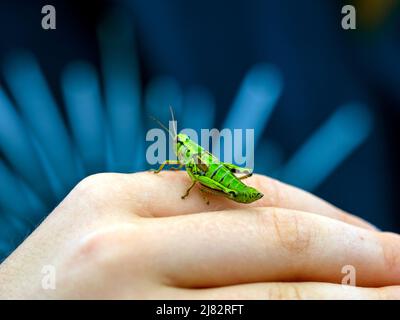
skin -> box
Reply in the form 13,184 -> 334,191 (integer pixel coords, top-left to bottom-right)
0,171 -> 399,299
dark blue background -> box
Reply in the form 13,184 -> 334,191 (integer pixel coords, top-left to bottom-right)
0,0 -> 399,260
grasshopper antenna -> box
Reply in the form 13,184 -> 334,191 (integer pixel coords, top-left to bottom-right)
169,105 -> 178,138
149,115 -> 176,140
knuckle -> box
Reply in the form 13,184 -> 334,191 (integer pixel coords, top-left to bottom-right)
259,208 -> 313,254
69,173 -> 126,205
380,232 -> 400,271
248,176 -> 278,207
75,230 -> 118,266
67,223 -> 146,271
75,227 -> 127,264
267,178 -> 286,206
73,173 -> 113,195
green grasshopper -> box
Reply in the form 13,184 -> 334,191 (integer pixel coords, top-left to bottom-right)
151,108 -> 264,204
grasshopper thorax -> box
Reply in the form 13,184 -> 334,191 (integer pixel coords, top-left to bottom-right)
175,133 -> 201,165
175,133 -> 190,153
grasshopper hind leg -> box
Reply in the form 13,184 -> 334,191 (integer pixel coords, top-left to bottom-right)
222,162 -> 253,180
238,172 -> 252,180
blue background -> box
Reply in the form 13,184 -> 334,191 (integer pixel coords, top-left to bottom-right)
0,0 -> 399,261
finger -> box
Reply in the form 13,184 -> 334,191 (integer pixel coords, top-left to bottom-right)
172,282 -> 400,300
150,172 -> 376,230
142,208 -> 400,288
83,171 -> 375,230
248,174 -> 377,230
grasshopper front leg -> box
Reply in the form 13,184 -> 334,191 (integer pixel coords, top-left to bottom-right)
181,180 -> 197,199
181,169 -> 199,199
169,163 -> 184,171
152,160 -> 182,173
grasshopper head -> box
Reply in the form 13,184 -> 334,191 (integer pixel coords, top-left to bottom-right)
177,133 -> 189,142
176,133 -> 189,146
175,133 -> 190,154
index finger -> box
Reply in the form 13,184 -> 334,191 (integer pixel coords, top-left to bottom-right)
82,171 -> 376,230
